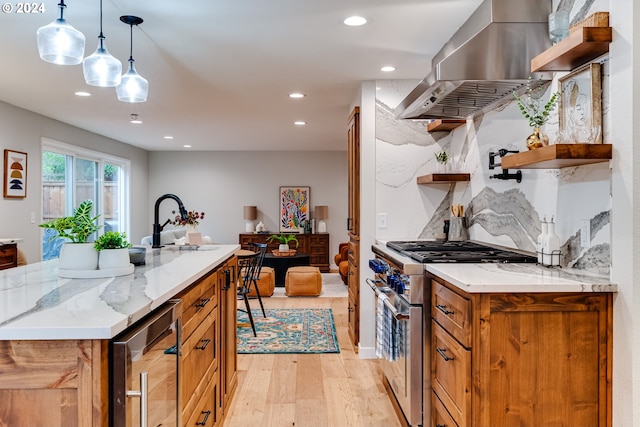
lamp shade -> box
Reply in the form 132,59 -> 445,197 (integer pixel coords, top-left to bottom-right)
37,17 -> 85,65
83,40 -> 122,87
116,61 -> 148,102
315,205 -> 328,220
243,206 -> 257,221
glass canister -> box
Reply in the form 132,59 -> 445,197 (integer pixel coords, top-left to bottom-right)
549,10 -> 570,43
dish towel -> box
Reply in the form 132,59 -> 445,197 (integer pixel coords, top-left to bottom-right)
375,293 -> 398,362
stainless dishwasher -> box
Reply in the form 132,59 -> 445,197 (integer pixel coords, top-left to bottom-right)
111,299 -> 182,427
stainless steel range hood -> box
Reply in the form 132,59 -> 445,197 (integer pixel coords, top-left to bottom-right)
395,0 -> 552,120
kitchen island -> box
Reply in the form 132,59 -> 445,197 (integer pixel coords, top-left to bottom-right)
0,244 -> 240,427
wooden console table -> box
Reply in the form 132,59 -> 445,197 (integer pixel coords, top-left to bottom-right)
238,233 -> 329,272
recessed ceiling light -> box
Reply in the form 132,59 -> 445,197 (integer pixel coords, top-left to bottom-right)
289,92 -> 306,99
380,66 -> 396,72
164,136 -> 174,139
129,114 -> 142,124
183,144 -> 192,148
75,91 -> 91,97
343,16 -> 367,26
294,121 -> 307,126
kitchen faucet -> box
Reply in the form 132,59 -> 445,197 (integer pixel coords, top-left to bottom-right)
488,149 -> 522,183
152,194 -> 188,248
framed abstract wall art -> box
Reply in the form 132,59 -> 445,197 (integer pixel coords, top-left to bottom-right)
558,62 -> 602,144
4,149 -> 27,198
279,186 -> 309,233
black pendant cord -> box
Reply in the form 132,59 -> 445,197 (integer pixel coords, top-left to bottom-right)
57,0 -> 65,20
128,23 -> 133,63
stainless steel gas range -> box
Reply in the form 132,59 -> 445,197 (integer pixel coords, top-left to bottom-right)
370,240 -> 536,426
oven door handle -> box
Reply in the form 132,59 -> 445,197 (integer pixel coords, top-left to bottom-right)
365,277 -> 386,296
382,297 -> 410,321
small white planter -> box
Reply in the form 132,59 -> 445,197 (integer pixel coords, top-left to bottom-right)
98,248 -> 131,270
58,242 -> 99,271
278,244 -> 290,253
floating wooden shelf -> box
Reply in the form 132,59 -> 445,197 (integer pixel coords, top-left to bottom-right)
417,173 -> 471,184
531,27 -> 612,72
500,144 -> 611,169
427,119 -> 466,132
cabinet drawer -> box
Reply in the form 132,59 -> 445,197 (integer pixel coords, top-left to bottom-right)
0,245 -> 17,270
432,281 -> 471,348
184,368 -> 219,427
432,392 -> 459,427
179,273 -> 217,341
182,314 -> 217,405
432,321 -> 471,427
348,240 -> 358,267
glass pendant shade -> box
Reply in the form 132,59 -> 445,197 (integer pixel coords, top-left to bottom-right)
37,17 -> 86,65
83,39 -> 122,87
116,60 -> 148,103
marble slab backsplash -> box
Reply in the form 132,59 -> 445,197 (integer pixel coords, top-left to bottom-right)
374,3 -> 610,275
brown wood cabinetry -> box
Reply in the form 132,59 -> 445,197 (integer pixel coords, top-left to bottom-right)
0,256 -> 238,427
347,106 -> 360,350
238,233 -> 329,272
430,278 -> 612,427
0,244 -> 17,270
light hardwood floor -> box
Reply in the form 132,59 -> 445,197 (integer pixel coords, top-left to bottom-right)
222,294 -> 402,427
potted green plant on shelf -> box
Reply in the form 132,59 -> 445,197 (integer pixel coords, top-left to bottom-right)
513,76 -> 560,150
39,199 -> 102,270
266,233 -> 299,253
434,150 -> 450,173
94,231 -> 132,269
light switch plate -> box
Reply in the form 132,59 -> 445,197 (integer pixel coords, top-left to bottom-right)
378,213 -> 388,229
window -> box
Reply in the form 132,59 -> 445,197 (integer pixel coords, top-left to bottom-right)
41,139 -> 130,260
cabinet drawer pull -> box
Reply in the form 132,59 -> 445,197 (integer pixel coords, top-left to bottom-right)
196,410 -> 211,426
196,297 -> 210,308
436,424 -> 446,427
436,347 -> 454,361
436,304 -> 454,315
195,338 -> 211,350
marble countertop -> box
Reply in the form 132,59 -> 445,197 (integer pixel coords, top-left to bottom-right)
372,243 -> 617,294
0,244 -> 239,340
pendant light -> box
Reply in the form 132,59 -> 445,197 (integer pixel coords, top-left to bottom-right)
82,0 -> 122,87
36,0 -> 85,65
116,15 -> 148,103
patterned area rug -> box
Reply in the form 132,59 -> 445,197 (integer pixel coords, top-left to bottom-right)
237,308 -> 340,354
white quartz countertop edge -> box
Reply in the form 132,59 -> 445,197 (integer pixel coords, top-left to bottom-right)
0,244 -> 240,340
425,263 -> 618,293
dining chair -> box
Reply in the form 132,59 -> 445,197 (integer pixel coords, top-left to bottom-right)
237,251 -> 259,337
248,242 -> 268,318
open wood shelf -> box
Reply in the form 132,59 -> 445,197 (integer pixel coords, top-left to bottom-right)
531,27 -> 612,72
417,173 -> 471,184
500,144 -> 611,169
427,119 -> 466,132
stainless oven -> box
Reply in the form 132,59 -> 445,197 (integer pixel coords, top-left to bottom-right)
111,299 -> 182,427
368,250 -> 430,427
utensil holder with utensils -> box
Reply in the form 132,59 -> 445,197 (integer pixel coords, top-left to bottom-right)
449,204 -> 467,241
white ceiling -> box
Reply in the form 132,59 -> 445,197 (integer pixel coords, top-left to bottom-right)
0,0 -> 483,151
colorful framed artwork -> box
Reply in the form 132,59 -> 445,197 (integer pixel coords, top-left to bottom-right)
4,149 -> 27,198
279,186 -> 310,233
558,62 -> 602,144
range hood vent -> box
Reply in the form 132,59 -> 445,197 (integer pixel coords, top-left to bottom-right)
395,0 -> 553,120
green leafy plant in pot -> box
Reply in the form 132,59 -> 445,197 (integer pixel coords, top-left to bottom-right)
39,200 -> 102,270
512,76 -> 560,150
94,231 -> 132,270
266,233 -> 299,253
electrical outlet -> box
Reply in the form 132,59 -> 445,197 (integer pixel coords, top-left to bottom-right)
581,220 -> 590,248
378,213 -> 388,229
30,212 -> 35,224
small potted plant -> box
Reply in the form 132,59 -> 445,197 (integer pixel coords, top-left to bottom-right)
266,233 -> 299,254
513,76 -> 560,149
171,210 -> 205,244
434,150 -> 450,172
94,231 -> 132,269
39,199 -> 102,270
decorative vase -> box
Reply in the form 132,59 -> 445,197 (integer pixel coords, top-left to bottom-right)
278,244 -> 290,253
58,242 -> 99,271
185,224 -> 199,244
526,127 -> 549,150
98,248 -> 131,270
255,221 -> 266,232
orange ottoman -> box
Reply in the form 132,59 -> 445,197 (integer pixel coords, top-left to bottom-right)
285,266 -> 322,296
247,266 -> 275,297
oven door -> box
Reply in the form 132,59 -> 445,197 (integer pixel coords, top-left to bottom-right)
368,279 -> 423,426
111,300 -> 182,427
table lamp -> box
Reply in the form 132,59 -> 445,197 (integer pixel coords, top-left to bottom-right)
315,205 -> 328,233
243,206 -> 257,232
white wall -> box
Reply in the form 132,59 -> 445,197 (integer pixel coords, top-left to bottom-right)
0,101 -> 149,263
147,151 -> 348,267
